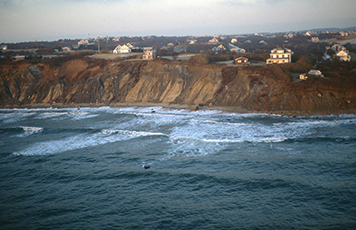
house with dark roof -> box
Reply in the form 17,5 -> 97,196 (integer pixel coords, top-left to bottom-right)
233,57 -> 250,65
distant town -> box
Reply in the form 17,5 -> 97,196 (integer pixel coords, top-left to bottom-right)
1,27 -> 355,81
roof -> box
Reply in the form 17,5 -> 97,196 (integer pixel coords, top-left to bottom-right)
308,70 -> 322,75
235,57 -> 248,60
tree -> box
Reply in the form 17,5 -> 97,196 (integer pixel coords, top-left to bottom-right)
326,49 -> 335,56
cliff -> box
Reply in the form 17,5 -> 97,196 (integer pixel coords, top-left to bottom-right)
1,57 -> 356,114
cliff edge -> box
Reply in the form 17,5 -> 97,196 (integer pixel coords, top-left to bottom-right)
1,56 -> 356,114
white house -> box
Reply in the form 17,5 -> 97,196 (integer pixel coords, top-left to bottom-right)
259,40 -> 268,45
142,47 -> 155,59
126,43 -> 135,49
331,44 -> 346,52
230,48 -> 246,53
78,39 -> 89,45
62,47 -> 71,52
308,70 -> 324,77
284,33 -> 296,39
299,74 -> 308,80
231,38 -> 238,43
209,37 -> 219,43
113,44 -> 131,54
336,50 -> 351,61
14,55 -> 25,61
304,31 -> 317,36
340,31 -> 349,37
266,47 -> 293,64
112,37 -> 120,42
300,70 -> 324,80
311,37 -> 319,43
229,43 -> 245,53
212,44 -> 226,52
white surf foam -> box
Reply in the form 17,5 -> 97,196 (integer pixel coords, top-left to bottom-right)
102,129 -> 166,137
0,112 -> 36,124
69,111 -> 99,120
21,126 -> 44,133
14,126 -> 44,137
35,112 -> 68,119
13,129 -> 167,156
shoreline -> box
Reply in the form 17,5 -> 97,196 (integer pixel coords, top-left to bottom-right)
1,102 -> 355,116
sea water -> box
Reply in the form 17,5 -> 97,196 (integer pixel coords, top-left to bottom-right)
0,107 -> 355,229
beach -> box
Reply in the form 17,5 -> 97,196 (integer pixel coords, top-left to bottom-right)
2,102 -> 355,117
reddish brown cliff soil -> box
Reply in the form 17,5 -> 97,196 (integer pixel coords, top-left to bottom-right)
1,56 -> 356,114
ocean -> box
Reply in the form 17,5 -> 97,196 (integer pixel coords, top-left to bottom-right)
0,107 -> 355,229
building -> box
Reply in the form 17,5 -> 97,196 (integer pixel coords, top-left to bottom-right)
299,74 -> 308,80
142,47 -> 155,59
284,32 -> 296,39
308,70 -> 324,77
331,44 -> 346,52
126,43 -> 135,49
230,47 -> 245,53
231,38 -> 238,43
173,46 -> 186,53
266,47 -> 293,64
229,43 -> 245,53
336,50 -> 351,62
209,37 -> 219,43
326,44 -> 351,61
311,37 -> 319,43
304,31 -> 317,36
62,47 -> 71,52
78,39 -> 89,45
113,44 -> 131,54
212,44 -> 226,52
230,48 -> 246,53
112,37 -> 120,42
233,57 -> 250,65
1,45 -> 7,50
259,40 -> 268,45
14,55 -> 25,61
300,70 -> 324,80
167,43 -> 174,48
340,31 -> 349,37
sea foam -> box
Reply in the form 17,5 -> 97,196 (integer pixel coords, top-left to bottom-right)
13,129 -> 167,156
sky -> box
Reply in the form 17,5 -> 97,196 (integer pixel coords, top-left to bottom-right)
0,0 -> 355,43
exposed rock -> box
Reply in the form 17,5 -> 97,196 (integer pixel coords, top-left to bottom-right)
1,57 -> 356,114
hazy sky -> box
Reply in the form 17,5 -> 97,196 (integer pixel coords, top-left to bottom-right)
1,0 -> 355,43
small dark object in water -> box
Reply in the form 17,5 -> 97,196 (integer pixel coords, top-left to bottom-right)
151,110 -> 155,113
143,165 -> 150,169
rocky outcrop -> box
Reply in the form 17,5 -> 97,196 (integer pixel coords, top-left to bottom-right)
1,57 -> 356,114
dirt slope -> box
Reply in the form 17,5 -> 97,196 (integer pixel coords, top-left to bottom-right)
1,57 -> 356,114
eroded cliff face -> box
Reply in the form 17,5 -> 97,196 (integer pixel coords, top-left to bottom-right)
1,57 -> 356,113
